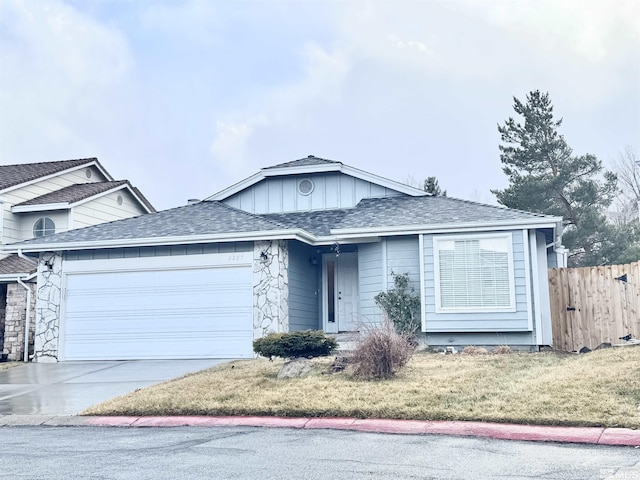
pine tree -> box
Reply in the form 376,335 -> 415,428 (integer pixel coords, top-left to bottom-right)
423,176 -> 446,196
492,90 -> 619,266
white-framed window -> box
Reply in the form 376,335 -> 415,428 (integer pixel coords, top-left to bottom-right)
33,217 -> 56,237
433,233 -> 516,313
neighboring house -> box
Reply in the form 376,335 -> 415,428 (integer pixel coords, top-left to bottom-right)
0,158 -> 155,360
3,155 -> 563,362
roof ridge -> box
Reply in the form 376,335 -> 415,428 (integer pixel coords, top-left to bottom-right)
0,157 -> 97,168
357,194 -> 552,218
263,155 -> 342,170
13,180 -> 137,207
435,195 -> 552,218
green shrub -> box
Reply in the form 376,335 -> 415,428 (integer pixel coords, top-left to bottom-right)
374,272 -> 421,335
253,330 -> 338,359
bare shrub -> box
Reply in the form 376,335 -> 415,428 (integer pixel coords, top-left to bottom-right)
350,319 -> 416,379
493,345 -> 512,355
461,345 -> 489,355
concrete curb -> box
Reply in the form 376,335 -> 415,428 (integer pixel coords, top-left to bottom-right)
2,414 -> 637,446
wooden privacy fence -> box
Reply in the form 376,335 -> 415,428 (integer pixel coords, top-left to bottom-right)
548,261 -> 640,352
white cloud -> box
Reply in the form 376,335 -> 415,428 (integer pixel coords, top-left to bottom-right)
0,0 -> 134,162
208,43 -> 351,173
210,116 -> 268,173
456,0 -> 640,62
387,34 -> 430,54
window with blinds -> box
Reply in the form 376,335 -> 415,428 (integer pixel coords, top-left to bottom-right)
434,234 -> 516,312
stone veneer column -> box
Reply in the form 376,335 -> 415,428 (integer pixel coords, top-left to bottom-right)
0,285 -> 6,354
2,282 -> 36,361
253,240 -> 289,340
33,252 -> 63,363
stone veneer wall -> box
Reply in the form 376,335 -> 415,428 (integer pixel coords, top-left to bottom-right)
0,284 -> 6,353
2,282 -> 37,361
33,252 -> 63,363
253,240 -> 289,339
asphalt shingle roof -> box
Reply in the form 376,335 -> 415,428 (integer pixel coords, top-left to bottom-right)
333,196 -> 549,230
13,194 -> 555,249
0,158 -> 97,191
17,201 -> 286,246
264,155 -> 341,170
15,181 -> 128,206
263,209 -> 350,236
0,255 -> 37,276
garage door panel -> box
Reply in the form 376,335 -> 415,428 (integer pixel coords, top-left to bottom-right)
64,332 -> 251,360
62,264 -> 254,361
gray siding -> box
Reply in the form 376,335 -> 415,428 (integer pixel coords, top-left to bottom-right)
422,332 -> 536,349
1,166 -> 106,245
287,241 -> 320,331
18,211 -> 70,241
357,242 -> 384,323
385,236 -> 421,293
223,172 -> 404,214
64,242 -> 252,261
424,230 -> 532,334
72,189 -> 147,229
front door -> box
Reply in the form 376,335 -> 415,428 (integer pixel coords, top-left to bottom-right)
323,252 -> 359,333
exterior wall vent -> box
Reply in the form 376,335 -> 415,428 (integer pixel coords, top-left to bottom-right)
297,178 -> 314,196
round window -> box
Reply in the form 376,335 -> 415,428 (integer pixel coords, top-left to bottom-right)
33,217 -> 56,237
297,178 -> 314,196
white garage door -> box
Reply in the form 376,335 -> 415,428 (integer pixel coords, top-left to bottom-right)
61,253 -> 253,361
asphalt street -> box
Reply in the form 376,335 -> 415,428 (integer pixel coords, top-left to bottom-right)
1,426 -> 638,480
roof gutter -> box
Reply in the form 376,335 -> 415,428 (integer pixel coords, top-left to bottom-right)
1,216 -> 564,254
329,217 -> 564,237
0,229 -> 319,254
16,250 -> 38,362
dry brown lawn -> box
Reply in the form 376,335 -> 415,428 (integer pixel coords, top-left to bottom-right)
83,347 -> 640,428
0,362 -> 19,372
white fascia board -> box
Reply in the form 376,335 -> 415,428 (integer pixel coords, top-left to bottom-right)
65,183 -> 140,210
10,184 -> 152,214
262,163 -> 343,177
206,162 -> 426,201
0,159 -> 112,195
121,185 -> 155,213
340,165 -> 427,196
330,218 -> 563,237
1,229 -> 317,253
206,165 -> 344,201
205,172 -> 265,201
12,203 -> 71,213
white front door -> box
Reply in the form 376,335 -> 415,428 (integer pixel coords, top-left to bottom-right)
323,252 -> 359,333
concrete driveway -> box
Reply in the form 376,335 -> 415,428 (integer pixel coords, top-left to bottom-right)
0,359 -> 229,416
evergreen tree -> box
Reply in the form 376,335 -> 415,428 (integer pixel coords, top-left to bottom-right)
492,90 -> 619,266
423,176 -> 446,196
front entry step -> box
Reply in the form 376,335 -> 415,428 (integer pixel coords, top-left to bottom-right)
327,332 -> 360,352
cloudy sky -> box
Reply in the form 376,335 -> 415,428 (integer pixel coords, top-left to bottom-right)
1,0 -> 638,210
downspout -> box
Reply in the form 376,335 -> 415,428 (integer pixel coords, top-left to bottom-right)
17,250 -> 38,362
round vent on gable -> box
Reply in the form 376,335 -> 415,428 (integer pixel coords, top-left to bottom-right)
297,178 -> 314,196
85,168 -> 92,179
117,195 -> 123,205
